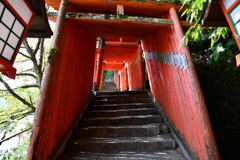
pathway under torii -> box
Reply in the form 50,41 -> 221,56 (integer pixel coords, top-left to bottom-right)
26,0 -> 229,160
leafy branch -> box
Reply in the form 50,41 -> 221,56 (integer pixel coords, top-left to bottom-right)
0,77 -> 36,112
16,73 -> 38,81
0,36 -> 49,158
0,110 -> 35,125
0,85 -> 39,91
180,0 -> 209,44
22,38 -> 45,87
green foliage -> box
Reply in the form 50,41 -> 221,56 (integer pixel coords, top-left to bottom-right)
189,27 -> 238,70
0,55 -> 37,159
118,15 -> 129,20
0,90 -> 36,123
0,37 -> 51,159
180,0 -> 217,46
103,70 -> 114,81
209,27 -> 229,47
181,0 -> 206,23
0,125 -> 31,160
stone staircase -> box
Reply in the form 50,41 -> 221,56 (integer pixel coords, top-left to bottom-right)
58,91 -> 185,160
101,82 -> 119,92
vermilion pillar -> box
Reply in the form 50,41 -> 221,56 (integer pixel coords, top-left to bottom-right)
93,50 -> 100,83
127,67 -> 132,90
97,52 -> 104,88
99,69 -> 104,89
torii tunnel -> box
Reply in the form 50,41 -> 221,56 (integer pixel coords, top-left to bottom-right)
93,37 -> 144,91
27,0 -> 223,160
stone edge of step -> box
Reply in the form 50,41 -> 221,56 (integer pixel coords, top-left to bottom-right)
59,149 -> 186,160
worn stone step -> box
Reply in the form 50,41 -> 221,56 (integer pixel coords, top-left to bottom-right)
75,124 -> 160,138
79,115 -> 162,126
58,150 -> 185,160
69,135 -> 176,153
89,103 -> 154,110
85,108 -> 159,118
96,91 -> 148,97
91,98 -> 152,105
94,94 -> 150,100
56,90 -> 187,160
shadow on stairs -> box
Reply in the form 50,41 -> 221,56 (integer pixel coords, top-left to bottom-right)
57,91 -> 185,160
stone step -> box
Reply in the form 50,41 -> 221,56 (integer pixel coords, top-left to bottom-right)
89,103 -> 154,110
79,115 -> 162,126
85,108 -> 159,118
96,91 -> 148,97
75,124 -> 160,138
59,150 -> 185,160
91,98 -> 152,105
101,82 -> 119,92
94,94 -> 150,100
69,135 -> 176,153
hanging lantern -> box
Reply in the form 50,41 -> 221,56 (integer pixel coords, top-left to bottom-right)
219,0 -> 240,48
219,0 -> 240,67
0,0 -> 34,79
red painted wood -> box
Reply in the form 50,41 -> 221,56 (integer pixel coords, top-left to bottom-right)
97,54 -> 104,88
70,18 -> 172,39
170,8 -> 220,159
27,19 -> 96,160
96,39 -> 144,90
120,69 -> 128,91
99,70 -> 104,89
102,45 -> 135,62
127,45 -> 144,90
102,64 -> 125,71
28,2 -> 220,159
105,37 -> 138,43
46,0 -> 184,18
114,71 -> 120,89
141,8 -> 220,160
93,50 -> 100,83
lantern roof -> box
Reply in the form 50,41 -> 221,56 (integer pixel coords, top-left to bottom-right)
26,0 -> 53,38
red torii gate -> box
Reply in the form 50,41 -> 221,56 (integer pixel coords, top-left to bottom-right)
93,37 -> 144,91
26,0 -> 232,160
